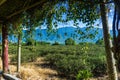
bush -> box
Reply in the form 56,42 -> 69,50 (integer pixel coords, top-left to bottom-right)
52,41 -> 60,45
9,44 -> 106,79
11,52 -> 39,63
26,38 -> 35,46
76,70 -> 92,80
36,41 -> 50,45
65,38 -> 76,45
11,46 -> 39,63
55,55 -> 89,76
88,56 -> 107,76
22,53 -> 39,62
45,54 -> 90,78
96,38 -> 104,45
44,45 -> 106,78
45,54 -> 65,65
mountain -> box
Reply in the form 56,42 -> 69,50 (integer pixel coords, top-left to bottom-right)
33,27 -> 104,44
8,27 -> 112,44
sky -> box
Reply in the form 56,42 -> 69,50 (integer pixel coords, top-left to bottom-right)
37,17 -> 113,30
35,2 -> 115,31
37,9 -> 114,30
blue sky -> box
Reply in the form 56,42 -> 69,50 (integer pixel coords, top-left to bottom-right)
36,17 -> 113,30
36,9 -> 114,30
34,2 -> 115,31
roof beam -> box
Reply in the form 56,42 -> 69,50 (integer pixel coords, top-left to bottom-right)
0,0 -> 7,23
6,0 -> 47,19
0,0 -> 7,6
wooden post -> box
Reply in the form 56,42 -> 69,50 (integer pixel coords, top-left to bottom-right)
2,23 -> 9,73
17,33 -> 21,72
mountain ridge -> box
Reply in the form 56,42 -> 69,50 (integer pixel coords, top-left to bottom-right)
8,27 -> 112,44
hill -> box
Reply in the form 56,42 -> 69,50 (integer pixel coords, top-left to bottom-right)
34,27 -> 104,44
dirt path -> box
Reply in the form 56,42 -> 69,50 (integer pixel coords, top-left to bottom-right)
8,57 -> 66,80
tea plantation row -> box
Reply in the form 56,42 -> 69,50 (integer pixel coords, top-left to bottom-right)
8,43 -> 106,79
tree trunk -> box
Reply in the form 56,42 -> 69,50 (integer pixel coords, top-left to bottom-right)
2,23 -> 9,73
17,33 -> 21,72
100,1 -> 118,80
113,0 -> 120,72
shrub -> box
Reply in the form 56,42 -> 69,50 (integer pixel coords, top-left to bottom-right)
9,44 -> 106,79
88,56 -> 107,76
11,52 -> 39,63
11,46 -> 39,63
45,54 -> 90,78
44,45 -> 106,78
26,38 -> 36,46
65,38 -> 76,45
55,55 -> 89,76
96,38 -> 104,45
45,54 -> 65,65
76,70 -> 92,80
37,41 -> 50,45
92,62 -> 106,77
52,41 -> 60,45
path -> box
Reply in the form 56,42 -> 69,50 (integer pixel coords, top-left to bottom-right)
0,57 -> 118,80
8,57 -> 66,80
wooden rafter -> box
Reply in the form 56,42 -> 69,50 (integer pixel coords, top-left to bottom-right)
0,0 -> 7,22
2,0 -> 113,20
6,0 -> 47,19
0,0 -> 7,6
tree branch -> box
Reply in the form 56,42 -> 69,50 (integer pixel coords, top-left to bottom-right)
6,0 -> 47,19
5,0 -> 114,20
78,0 -> 114,5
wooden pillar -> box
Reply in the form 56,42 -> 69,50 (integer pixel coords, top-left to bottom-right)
2,23 -> 9,73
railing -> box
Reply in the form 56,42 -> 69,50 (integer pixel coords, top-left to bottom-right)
3,73 -> 21,80
0,70 -> 21,80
